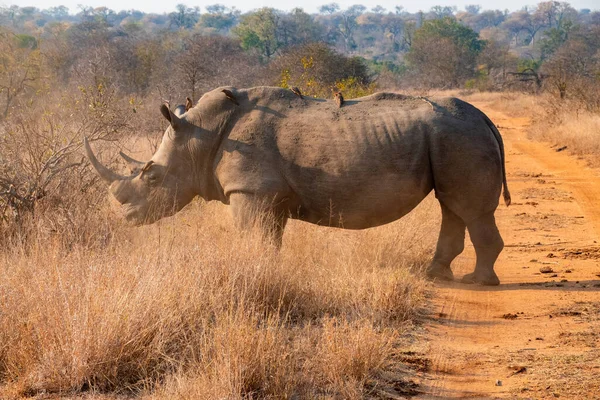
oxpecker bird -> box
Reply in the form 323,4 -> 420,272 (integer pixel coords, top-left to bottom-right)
333,91 -> 344,108
290,86 -> 303,99
221,89 -> 239,105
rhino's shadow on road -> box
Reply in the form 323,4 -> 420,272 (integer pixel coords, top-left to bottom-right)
433,279 -> 600,292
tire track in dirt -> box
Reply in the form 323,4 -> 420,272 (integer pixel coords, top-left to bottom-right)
416,102 -> 600,399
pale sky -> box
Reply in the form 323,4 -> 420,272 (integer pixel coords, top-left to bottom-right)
3,0 -> 598,15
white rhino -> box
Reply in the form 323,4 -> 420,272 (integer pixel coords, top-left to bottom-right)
85,86 -> 510,285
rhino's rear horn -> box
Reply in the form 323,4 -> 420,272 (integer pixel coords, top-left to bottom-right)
83,137 -> 126,183
119,151 -> 146,174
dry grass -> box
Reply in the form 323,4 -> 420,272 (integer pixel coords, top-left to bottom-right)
0,192 -> 439,399
528,106 -> 600,163
473,92 -> 600,163
448,90 -> 542,118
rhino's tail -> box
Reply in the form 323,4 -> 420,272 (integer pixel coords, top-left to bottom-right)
483,114 -> 511,207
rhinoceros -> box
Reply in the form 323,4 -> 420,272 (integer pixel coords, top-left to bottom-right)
84,86 -> 510,285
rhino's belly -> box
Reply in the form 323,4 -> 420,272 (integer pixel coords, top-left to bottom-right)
289,173 -> 433,229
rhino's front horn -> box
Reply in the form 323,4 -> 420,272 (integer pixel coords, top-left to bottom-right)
119,151 -> 145,174
83,137 -> 125,183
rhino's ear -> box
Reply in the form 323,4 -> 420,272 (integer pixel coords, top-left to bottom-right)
160,103 -> 181,129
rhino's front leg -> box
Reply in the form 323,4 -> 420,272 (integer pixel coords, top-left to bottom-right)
229,192 -> 288,248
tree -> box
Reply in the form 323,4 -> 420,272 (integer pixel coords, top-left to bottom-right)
175,35 -> 259,101
318,3 -> 340,14
501,10 -> 528,45
198,4 -> 239,32
332,5 -> 366,51
407,17 -> 486,87
476,39 -> 518,88
0,29 -> 40,118
46,6 -> 69,19
429,5 -> 456,19
42,22 -> 72,82
501,9 -> 545,46
278,8 -> 324,48
479,10 -> 505,28
539,20 -> 575,59
381,13 -> 405,51
169,4 -> 200,30
234,8 -> 282,58
402,20 -> 417,49
534,1 -> 576,30
91,7 -> 116,24
458,9 -> 504,31
465,5 -> 481,14
542,28 -> 600,106
271,43 -> 373,98
234,8 -> 323,58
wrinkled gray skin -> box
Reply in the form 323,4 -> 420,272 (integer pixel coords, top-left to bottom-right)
85,86 -> 511,285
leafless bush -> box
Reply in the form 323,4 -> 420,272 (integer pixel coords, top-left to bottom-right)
0,28 -> 41,119
0,76 -> 133,247
170,34 -> 264,102
541,32 -> 600,111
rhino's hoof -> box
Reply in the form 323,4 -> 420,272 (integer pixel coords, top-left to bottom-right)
461,272 -> 500,286
426,264 -> 454,282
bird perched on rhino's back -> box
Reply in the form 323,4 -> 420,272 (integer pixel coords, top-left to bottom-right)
289,86 -> 303,99
84,85 -> 511,286
333,90 -> 344,108
221,89 -> 239,105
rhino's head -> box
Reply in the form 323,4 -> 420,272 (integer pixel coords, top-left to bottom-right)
85,102 -> 210,225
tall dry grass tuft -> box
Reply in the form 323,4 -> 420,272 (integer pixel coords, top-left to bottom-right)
527,99 -> 600,163
0,194 -> 439,399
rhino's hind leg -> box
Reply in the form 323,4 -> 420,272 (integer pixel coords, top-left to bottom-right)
462,211 -> 503,286
229,193 -> 289,248
427,203 -> 466,282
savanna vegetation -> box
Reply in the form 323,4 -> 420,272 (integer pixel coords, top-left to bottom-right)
0,0 -> 599,398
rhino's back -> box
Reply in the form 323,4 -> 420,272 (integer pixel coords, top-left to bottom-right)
279,94 -> 432,227
220,87 -> 501,228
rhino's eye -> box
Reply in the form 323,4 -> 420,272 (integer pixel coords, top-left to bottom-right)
145,172 -> 159,184
140,164 -> 159,184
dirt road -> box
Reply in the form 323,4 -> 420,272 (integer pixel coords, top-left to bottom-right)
417,102 -> 600,399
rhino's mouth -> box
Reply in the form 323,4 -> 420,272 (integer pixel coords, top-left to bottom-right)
121,204 -> 145,225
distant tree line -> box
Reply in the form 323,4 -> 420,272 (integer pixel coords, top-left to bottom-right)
1,1 -> 599,103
